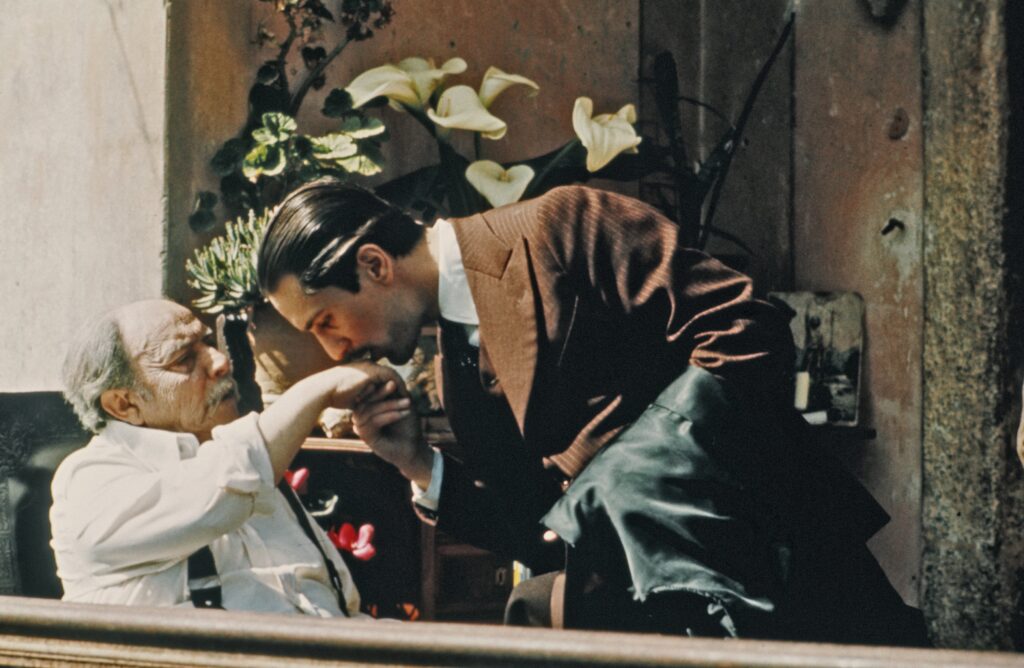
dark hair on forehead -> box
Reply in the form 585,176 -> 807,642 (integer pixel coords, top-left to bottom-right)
257,179 -> 424,296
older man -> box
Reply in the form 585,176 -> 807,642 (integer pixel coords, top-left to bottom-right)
50,299 -> 405,615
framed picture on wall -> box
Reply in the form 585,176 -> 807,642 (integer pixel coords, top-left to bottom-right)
768,291 -> 865,427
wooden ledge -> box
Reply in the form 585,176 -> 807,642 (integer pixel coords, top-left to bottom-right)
301,437 -> 371,453
0,596 -> 1018,667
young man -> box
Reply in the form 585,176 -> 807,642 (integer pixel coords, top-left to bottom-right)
258,181 -> 928,643
51,299 -> 405,615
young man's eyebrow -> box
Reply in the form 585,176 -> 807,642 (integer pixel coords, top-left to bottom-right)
303,311 -> 321,332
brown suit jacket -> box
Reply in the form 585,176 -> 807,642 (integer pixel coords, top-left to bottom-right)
454,185 -> 793,476
430,185 -> 798,564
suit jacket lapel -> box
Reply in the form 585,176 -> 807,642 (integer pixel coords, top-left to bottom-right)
450,212 -> 538,435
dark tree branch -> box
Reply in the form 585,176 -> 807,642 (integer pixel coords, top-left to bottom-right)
289,36 -> 351,116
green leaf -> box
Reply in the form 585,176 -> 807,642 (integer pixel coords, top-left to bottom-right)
310,133 -> 358,160
188,208 -> 217,233
291,135 -> 314,159
307,1 -> 334,21
248,83 -> 289,117
333,141 -> 385,175
338,115 -> 386,139
337,151 -> 384,176
210,138 -> 250,176
256,61 -> 280,85
194,191 -> 218,211
243,144 -> 287,179
219,173 -> 256,213
302,46 -> 327,69
252,112 -> 297,145
322,88 -> 354,117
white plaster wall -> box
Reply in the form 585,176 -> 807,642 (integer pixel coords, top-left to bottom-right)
0,0 -> 167,391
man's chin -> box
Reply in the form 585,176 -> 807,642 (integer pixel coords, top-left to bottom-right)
211,395 -> 241,424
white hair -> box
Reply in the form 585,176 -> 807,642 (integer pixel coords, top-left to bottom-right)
61,311 -> 139,433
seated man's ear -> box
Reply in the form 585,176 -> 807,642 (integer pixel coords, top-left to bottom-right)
100,389 -> 145,426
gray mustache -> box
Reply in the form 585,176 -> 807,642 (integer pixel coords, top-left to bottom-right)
206,378 -> 238,409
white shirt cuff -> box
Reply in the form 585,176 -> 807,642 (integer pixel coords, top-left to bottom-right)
410,448 -> 444,511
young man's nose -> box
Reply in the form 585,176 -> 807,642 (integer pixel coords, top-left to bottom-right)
314,331 -> 349,362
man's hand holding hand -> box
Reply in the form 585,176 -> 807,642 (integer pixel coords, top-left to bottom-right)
351,370 -> 432,490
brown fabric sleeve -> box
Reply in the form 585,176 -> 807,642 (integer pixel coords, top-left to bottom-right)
535,185 -> 794,410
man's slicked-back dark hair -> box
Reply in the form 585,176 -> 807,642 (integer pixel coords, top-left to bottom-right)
258,179 -> 424,296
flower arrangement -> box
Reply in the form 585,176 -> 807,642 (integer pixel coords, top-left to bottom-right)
189,3 -> 793,316
338,56 -> 644,218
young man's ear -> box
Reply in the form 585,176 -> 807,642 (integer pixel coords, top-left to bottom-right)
356,244 -> 393,285
99,388 -> 145,427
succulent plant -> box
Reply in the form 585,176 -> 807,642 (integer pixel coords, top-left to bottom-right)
186,208 -> 270,314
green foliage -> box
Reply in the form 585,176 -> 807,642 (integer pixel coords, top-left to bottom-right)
185,209 -> 270,314
190,0 -> 395,229
188,2 -> 793,315
188,0 -> 395,313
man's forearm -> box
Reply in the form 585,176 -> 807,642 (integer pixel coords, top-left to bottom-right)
398,443 -> 435,490
257,366 -> 386,482
257,371 -> 334,482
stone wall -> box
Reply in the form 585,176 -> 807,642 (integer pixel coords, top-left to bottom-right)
0,0 -> 166,391
921,0 -> 1023,650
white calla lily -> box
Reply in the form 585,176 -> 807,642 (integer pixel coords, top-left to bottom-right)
478,66 -> 539,108
345,64 -> 419,109
346,57 -> 467,110
465,160 -> 535,208
572,97 -> 642,172
427,85 -> 508,139
399,57 -> 467,106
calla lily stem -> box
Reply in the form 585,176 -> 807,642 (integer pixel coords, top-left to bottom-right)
525,139 -> 581,199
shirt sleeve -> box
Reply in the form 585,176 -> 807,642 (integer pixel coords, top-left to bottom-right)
54,413 -> 275,575
410,447 -> 445,515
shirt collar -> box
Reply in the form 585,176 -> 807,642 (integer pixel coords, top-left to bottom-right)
434,218 -> 479,327
100,419 -> 200,468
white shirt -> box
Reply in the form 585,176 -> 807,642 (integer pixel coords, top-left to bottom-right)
434,218 -> 480,344
412,219 -> 481,511
50,414 -> 363,617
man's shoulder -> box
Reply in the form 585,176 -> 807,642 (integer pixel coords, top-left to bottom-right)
51,429 -> 153,494
55,414 -> 262,490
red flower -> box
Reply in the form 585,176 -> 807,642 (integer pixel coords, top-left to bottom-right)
328,522 -> 376,561
283,467 -> 309,495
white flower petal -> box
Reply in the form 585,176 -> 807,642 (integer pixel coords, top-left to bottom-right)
345,64 -> 419,108
427,85 -> 508,139
399,57 -> 468,105
478,66 -> 540,108
572,97 -> 642,172
439,57 -> 469,75
465,160 -> 535,208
